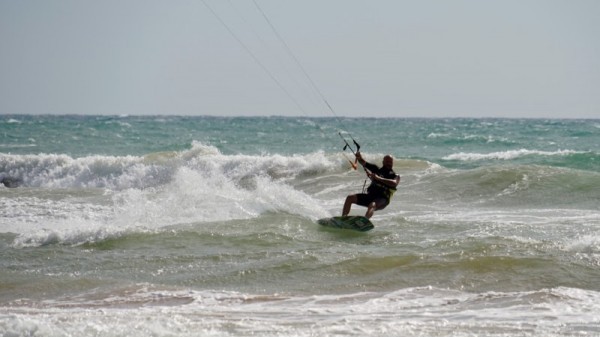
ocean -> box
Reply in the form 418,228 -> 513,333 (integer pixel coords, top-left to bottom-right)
1,115 -> 599,336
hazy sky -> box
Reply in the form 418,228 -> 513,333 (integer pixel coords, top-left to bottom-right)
1,1 -> 599,118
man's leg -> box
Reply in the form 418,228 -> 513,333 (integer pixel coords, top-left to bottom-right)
365,202 -> 377,219
342,194 -> 357,216
365,198 -> 388,219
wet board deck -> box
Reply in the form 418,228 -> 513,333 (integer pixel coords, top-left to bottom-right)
317,216 -> 374,232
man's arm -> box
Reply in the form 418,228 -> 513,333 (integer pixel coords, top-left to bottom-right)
372,174 -> 400,188
355,152 -> 378,172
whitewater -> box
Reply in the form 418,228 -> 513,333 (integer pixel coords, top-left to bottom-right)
1,115 -> 599,336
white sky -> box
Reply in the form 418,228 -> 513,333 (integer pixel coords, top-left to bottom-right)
1,0 -> 599,118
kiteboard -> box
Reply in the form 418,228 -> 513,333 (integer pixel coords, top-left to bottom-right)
317,216 -> 374,232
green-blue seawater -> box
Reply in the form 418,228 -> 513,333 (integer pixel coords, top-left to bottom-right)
1,115 -> 599,336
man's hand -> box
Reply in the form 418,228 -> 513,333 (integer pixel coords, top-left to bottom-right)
366,170 -> 376,181
355,151 -> 365,164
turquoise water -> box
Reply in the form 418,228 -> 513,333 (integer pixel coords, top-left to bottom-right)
1,115 -> 599,336
3,116 -> 599,164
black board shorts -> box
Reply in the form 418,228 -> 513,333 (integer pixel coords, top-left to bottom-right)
356,193 -> 389,210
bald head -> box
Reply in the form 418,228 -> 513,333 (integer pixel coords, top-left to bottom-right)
382,155 -> 393,169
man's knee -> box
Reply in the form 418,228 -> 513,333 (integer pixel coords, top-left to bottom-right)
374,199 -> 389,210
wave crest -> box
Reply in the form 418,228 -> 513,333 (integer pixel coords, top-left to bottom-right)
443,149 -> 584,161
0,142 -> 341,190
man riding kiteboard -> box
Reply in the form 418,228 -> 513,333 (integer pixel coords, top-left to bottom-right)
342,152 -> 400,219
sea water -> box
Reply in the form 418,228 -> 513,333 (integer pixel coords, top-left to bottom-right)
1,115 -> 599,336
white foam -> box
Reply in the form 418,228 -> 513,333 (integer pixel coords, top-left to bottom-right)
10,221 -> 134,248
5,143 -> 334,246
2,287 -> 599,337
443,149 -> 582,161
0,152 -> 157,189
111,165 -> 330,229
0,142 -> 342,190
564,234 -> 600,267
566,234 -> 600,253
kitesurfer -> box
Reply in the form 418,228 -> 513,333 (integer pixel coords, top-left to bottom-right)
342,152 -> 400,219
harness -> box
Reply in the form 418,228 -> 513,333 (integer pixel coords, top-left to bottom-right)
367,171 -> 397,203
